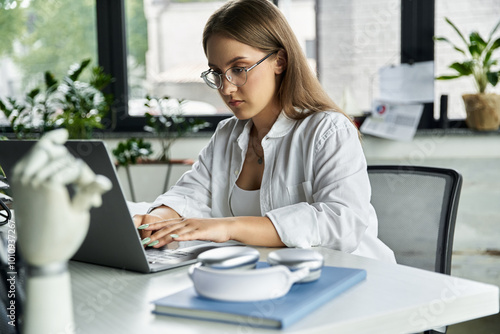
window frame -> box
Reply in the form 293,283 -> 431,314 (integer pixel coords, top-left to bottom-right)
401,0 -> 438,129
0,0 -> 464,134
95,0 -> 227,133
96,0 -> 453,133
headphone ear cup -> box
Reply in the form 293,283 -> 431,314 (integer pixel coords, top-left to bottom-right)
189,263 -> 307,302
197,246 -> 259,270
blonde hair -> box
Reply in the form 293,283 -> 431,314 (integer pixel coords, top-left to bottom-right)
203,0 -> 348,121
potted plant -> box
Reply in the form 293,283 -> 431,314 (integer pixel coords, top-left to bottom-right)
112,137 -> 153,167
435,17 -> 500,130
0,59 -> 113,139
113,95 -> 210,165
54,59 -> 113,139
0,72 -> 59,139
112,96 -> 210,201
143,96 -> 210,162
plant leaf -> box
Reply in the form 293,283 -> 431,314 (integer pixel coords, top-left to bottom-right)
0,100 -> 8,115
469,32 -> 487,53
90,66 -> 113,91
445,17 -> 469,48
449,62 -> 473,76
436,75 -> 462,80
484,49 -> 493,66
487,71 -> 499,87
483,37 -> 500,63
489,37 -> 500,51
488,18 -> 500,41
44,71 -> 58,90
468,43 -> 481,58
434,36 -> 466,54
68,58 -> 91,81
27,88 -> 41,100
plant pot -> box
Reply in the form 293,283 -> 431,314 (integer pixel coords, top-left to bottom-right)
462,93 -> 500,131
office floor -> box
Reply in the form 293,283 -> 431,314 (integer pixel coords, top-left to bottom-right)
366,157 -> 500,333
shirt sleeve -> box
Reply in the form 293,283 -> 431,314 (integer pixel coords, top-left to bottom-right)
266,115 -> 372,252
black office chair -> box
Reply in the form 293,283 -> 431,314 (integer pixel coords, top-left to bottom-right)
367,165 -> 463,334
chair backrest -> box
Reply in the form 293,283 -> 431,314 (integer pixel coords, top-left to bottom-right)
367,165 -> 462,274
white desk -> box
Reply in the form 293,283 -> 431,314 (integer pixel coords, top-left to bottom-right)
69,247 -> 499,334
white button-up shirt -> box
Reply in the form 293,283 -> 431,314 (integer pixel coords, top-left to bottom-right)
151,111 -> 395,262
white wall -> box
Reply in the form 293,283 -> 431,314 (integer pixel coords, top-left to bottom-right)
318,0 -> 401,113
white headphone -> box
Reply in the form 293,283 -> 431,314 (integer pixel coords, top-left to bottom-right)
189,246 -> 324,302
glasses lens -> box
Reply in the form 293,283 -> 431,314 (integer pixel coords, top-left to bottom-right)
226,67 -> 247,87
203,71 -> 221,89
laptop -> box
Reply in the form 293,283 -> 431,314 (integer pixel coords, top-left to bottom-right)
0,139 -> 230,273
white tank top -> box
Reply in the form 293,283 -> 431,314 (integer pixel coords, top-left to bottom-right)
230,184 -> 261,217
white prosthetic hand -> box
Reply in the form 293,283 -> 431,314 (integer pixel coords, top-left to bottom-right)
10,129 -> 112,334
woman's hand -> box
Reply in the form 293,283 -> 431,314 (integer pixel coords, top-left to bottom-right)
133,205 -> 181,244
135,213 -> 285,248
138,217 -> 232,248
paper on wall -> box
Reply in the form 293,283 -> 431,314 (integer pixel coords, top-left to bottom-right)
379,61 -> 434,103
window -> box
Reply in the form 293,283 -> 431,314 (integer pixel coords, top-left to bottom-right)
125,0 -> 226,117
124,0 -> 317,118
434,0 -> 500,120
277,0 -> 317,72
0,0 -> 98,126
2,0 -> 472,133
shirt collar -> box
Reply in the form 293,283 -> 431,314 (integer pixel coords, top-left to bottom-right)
236,110 -> 297,148
266,111 -> 296,138
236,119 -> 253,150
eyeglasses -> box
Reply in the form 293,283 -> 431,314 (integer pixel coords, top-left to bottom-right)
0,199 -> 11,227
201,52 -> 276,90
0,175 -> 11,226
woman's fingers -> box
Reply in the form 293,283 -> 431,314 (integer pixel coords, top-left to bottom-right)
140,218 -> 185,231
132,214 -> 147,228
135,217 -> 231,248
144,220 -> 198,248
145,219 -> 231,248
133,213 -> 168,228
133,214 -> 186,247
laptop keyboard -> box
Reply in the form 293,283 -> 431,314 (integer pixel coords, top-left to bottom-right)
145,248 -> 197,264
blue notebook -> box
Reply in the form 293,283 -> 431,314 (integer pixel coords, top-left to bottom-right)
152,265 -> 367,329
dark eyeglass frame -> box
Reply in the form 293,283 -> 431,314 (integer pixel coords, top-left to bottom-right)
200,51 -> 276,90
0,199 -> 11,227
0,175 -> 11,226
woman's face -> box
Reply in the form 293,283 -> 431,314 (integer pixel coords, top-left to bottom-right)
205,34 -> 284,122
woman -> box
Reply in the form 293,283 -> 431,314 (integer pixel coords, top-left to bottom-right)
134,0 -> 395,262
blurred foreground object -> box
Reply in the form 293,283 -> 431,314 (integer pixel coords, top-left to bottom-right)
11,129 -> 111,334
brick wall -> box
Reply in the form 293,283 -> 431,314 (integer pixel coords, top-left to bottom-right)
318,0 -> 401,114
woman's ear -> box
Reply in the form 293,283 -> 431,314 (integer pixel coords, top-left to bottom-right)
274,50 -> 287,75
